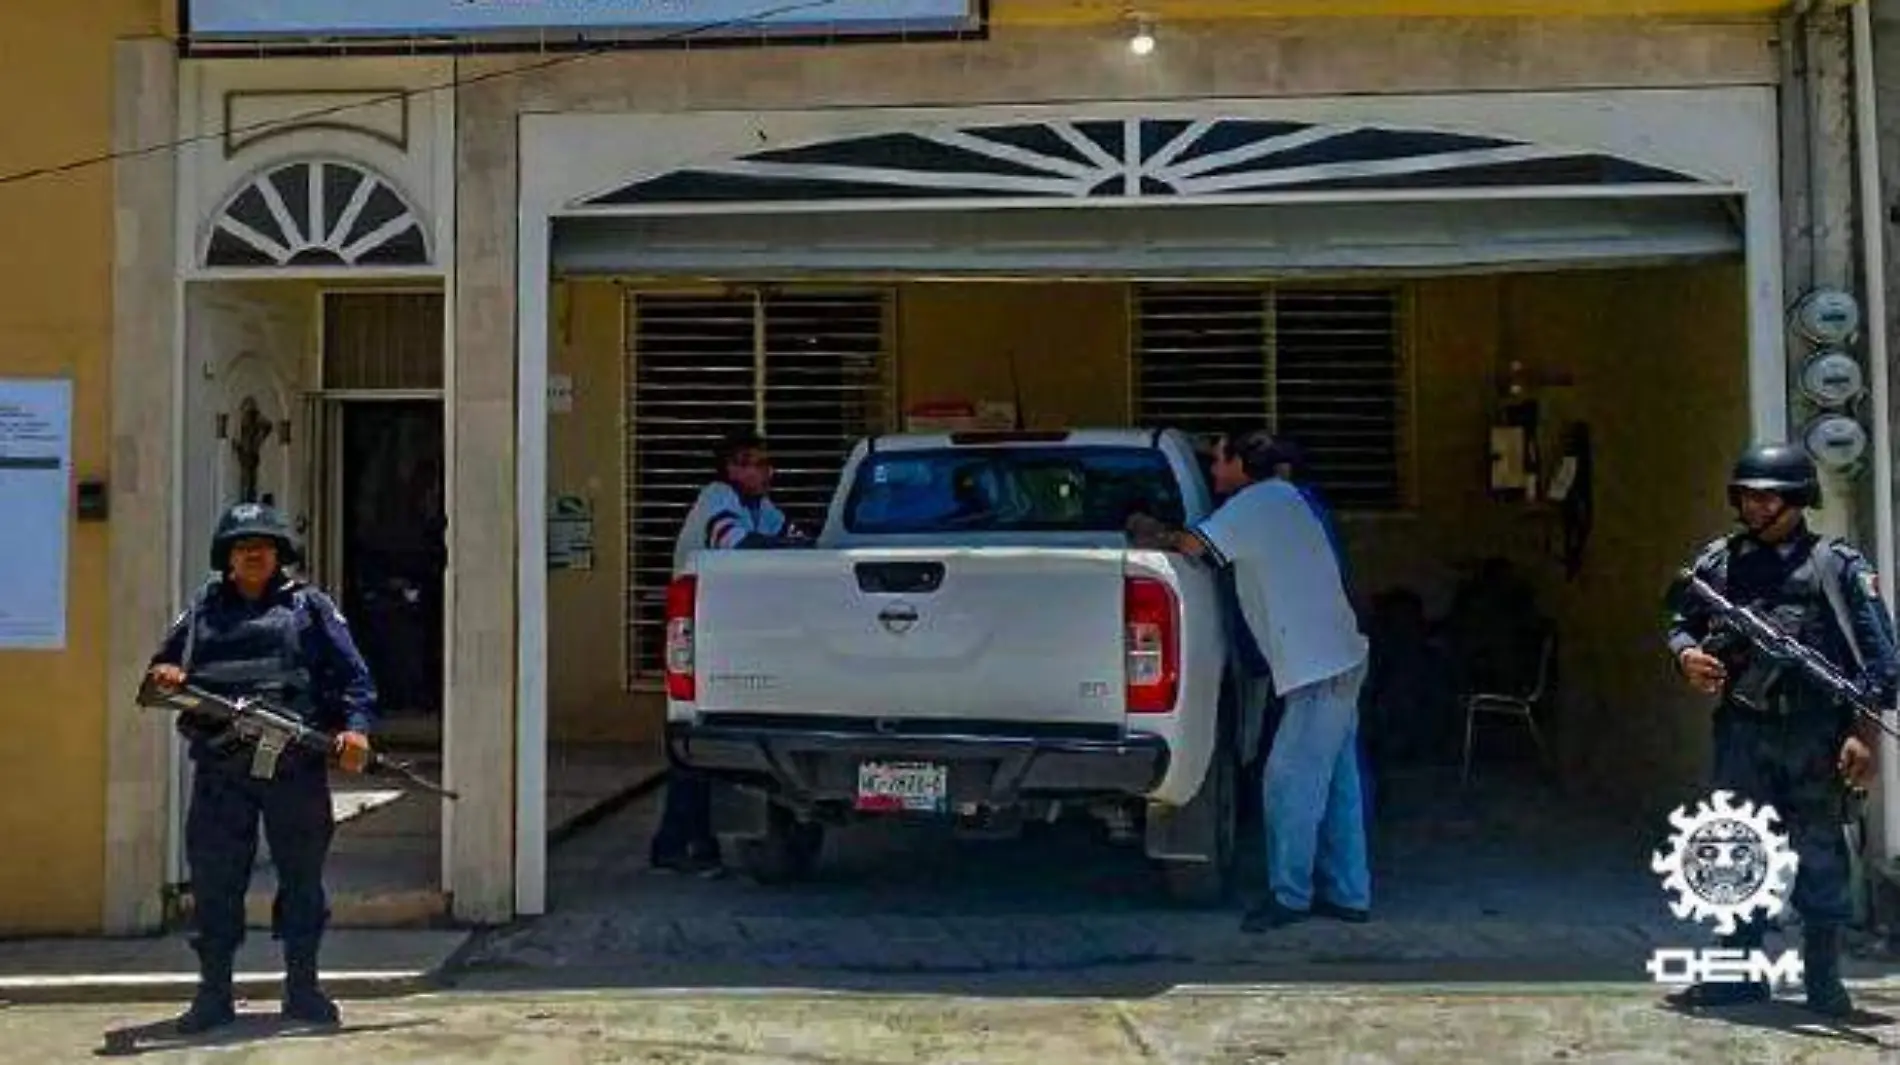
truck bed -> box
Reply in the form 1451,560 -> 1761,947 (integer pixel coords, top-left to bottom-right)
685,546 -> 1136,727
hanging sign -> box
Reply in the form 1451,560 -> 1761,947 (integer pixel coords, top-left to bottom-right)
184,0 -> 979,40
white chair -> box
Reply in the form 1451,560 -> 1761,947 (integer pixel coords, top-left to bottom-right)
1460,624 -> 1556,786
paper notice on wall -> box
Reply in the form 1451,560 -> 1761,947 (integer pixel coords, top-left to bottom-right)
0,379 -> 72,650
548,494 -> 594,571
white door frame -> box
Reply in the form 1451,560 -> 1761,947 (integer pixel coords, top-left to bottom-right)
511,192 -> 1787,919
516,212 -> 552,915
510,95 -> 1790,919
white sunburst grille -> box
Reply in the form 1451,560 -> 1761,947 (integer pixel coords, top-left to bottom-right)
205,159 -> 430,269
583,118 -> 1702,208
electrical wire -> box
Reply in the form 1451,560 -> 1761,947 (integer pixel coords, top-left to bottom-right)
0,0 -> 857,189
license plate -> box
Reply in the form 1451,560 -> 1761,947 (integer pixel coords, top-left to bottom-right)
855,760 -> 948,814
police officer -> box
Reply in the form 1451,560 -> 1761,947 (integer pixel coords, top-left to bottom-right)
1665,442 -> 1899,1016
145,502 -> 379,1032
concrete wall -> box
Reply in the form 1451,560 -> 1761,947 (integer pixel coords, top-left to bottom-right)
0,0 -> 167,934
545,264 -> 1747,814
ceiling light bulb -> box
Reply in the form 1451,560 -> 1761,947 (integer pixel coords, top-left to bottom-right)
1129,19 -> 1156,55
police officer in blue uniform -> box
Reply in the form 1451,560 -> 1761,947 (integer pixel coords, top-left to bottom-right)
1665,443 -> 1899,1016
145,502 -> 379,1033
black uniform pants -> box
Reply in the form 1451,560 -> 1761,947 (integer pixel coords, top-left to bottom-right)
186,758 -> 335,956
1711,710 -> 1853,932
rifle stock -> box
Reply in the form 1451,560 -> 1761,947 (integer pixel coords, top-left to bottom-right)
135,679 -> 458,800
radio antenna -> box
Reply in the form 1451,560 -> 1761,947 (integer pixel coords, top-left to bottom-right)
1005,346 -> 1027,430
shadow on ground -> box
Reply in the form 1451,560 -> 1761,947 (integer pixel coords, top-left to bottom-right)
95,1015 -> 437,1058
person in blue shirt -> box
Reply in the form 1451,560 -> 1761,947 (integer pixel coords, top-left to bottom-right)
651,431 -> 808,875
145,501 -> 378,1033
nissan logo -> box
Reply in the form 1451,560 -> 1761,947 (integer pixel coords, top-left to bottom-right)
878,602 -> 920,635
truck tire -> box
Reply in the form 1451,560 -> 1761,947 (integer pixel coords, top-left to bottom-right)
1160,744 -> 1239,907
735,804 -> 825,885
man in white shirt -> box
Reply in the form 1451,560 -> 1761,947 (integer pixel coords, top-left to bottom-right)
651,430 -> 806,875
671,432 -> 801,574
1130,429 -> 1372,931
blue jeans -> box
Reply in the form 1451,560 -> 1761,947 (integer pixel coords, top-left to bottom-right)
1264,660 -> 1372,912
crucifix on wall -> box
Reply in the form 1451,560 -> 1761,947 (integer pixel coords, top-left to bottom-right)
230,395 -> 274,504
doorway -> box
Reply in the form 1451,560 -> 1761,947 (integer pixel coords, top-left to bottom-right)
338,399 -> 446,745
309,288 -> 448,752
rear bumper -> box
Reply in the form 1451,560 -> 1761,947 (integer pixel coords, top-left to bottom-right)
665,715 -> 1171,809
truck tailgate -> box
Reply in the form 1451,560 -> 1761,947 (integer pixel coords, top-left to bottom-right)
691,548 -> 1129,726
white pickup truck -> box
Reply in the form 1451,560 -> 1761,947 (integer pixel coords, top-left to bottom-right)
663,428 -> 1267,905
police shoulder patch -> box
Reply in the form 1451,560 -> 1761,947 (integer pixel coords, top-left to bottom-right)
303,588 -> 345,625
1861,568 -> 1881,600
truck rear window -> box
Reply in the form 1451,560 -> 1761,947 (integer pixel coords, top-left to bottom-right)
842,446 -> 1186,534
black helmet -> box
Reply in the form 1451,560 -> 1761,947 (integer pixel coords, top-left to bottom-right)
1727,442 -> 1821,509
209,501 -> 302,571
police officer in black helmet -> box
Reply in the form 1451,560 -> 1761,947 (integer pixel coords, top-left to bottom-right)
145,502 -> 379,1033
1665,443 -> 1899,1016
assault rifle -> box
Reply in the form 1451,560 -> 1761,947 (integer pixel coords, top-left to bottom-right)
136,678 -> 459,800
1671,569 -> 1900,745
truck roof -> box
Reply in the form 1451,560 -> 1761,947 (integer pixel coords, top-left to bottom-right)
867,428 -> 1178,452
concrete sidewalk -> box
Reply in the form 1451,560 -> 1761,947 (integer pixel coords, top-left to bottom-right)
12,985 -> 1900,1064
0,929 -> 472,1005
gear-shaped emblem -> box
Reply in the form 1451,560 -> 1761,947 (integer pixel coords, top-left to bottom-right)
1651,790 -> 1799,936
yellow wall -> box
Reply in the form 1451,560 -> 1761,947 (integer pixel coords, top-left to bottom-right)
898,284 -> 1131,430
1336,268 -> 1746,812
547,282 -> 652,744
549,265 -> 1748,811
1504,267 -> 1749,811
992,0 -> 1786,22
0,0 -> 167,933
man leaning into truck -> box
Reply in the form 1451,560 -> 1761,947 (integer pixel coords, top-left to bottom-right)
1129,429 -> 1373,932
649,429 -> 809,875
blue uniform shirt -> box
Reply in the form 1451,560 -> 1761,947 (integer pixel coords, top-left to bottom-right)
150,574 -> 379,735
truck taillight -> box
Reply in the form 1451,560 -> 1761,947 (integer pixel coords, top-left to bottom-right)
1125,576 -> 1179,714
664,575 -> 697,701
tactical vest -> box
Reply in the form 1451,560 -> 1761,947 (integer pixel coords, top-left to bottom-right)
1698,532 -> 1854,716
182,580 -> 317,721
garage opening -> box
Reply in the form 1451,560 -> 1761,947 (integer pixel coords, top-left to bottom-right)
536,244 -> 1751,934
